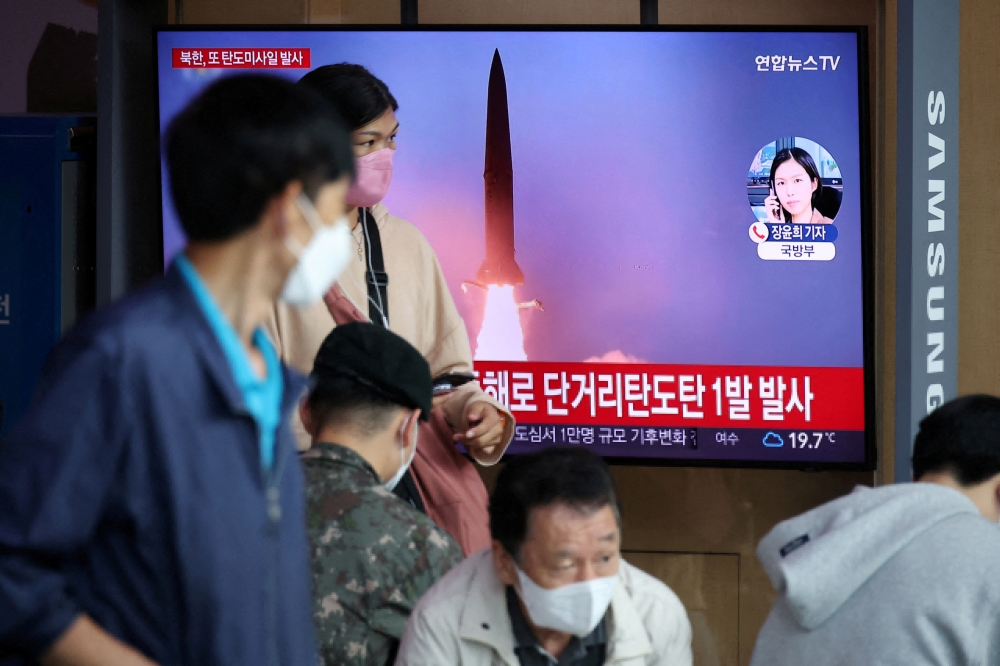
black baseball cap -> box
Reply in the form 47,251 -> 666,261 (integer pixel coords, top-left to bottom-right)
310,322 -> 432,420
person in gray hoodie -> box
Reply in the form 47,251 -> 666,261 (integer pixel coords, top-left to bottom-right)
750,394 -> 1000,666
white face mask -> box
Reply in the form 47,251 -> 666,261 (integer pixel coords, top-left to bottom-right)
385,416 -> 418,492
280,193 -> 351,307
515,567 -> 617,637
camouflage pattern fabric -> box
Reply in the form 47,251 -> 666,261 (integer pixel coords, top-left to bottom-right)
304,442 -> 464,666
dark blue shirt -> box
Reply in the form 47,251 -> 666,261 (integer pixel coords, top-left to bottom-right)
0,266 -> 316,665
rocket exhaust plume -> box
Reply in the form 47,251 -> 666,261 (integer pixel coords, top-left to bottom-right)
477,285 -> 527,361
465,49 -> 540,361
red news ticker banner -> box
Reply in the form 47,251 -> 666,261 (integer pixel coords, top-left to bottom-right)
472,362 -> 865,430
171,48 -> 311,69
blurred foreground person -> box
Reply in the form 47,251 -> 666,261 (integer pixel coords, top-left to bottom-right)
300,322 -> 463,665
751,394 -> 1000,666
397,447 -> 692,666
0,74 -> 354,665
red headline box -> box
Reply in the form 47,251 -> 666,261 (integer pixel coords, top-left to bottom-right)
171,48 -> 311,69
472,361 -> 865,430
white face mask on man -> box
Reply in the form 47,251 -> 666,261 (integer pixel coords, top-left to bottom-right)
384,413 -> 419,492
515,567 -> 618,637
280,193 -> 352,307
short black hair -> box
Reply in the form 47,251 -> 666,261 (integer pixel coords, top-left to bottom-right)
298,63 -> 398,130
166,74 -> 354,242
307,375 -> 402,439
769,146 -> 823,222
913,394 -> 1000,485
489,447 -> 621,560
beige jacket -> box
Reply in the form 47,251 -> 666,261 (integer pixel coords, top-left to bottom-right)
396,550 -> 693,666
265,203 -> 513,460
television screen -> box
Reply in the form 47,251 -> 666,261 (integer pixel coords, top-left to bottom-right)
155,26 -> 872,468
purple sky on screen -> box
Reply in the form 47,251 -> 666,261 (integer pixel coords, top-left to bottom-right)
157,30 -> 864,369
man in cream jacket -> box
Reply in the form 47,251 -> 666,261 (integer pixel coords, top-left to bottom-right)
396,447 -> 692,666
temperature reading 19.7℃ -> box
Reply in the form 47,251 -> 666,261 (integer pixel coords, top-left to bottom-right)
788,431 -> 836,449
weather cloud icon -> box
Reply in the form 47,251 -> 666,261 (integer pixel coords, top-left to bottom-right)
763,432 -> 785,448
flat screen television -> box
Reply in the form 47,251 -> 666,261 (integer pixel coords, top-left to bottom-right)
155,26 -> 874,469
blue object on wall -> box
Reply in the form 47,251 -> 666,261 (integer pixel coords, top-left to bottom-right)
0,116 -> 95,434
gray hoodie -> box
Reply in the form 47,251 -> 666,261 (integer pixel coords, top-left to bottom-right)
750,483 -> 1000,666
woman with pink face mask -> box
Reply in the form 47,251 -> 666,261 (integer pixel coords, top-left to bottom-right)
763,147 -> 834,225
266,64 -> 514,557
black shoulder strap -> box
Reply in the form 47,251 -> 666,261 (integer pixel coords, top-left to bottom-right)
360,208 -> 389,328
360,210 -> 421,512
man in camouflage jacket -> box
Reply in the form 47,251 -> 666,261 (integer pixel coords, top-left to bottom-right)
299,322 -> 464,665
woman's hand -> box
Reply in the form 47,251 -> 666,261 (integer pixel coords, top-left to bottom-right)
764,189 -> 783,224
454,401 -> 507,460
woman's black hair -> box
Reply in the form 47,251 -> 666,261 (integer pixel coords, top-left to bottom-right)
768,147 -> 823,222
298,63 -> 398,130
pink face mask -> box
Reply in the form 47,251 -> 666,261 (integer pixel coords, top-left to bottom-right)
346,148 -> 394,208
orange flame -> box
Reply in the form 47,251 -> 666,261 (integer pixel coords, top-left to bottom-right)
474,285 -> 527,361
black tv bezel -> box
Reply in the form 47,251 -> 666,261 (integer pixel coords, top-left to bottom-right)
153,24 -> 876,472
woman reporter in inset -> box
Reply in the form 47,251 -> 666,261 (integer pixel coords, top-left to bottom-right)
764,147 -> 834,225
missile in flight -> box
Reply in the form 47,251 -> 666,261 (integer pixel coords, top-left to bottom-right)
462,50 -> 542,312
476,48 -> 524,287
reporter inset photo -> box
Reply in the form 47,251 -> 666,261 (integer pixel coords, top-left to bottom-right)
748,138 -> 843,224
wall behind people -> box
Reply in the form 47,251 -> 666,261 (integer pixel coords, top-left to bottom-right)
172,0 -> 400,23
96,0 -> 168,302
958,0 -> 1000,397
0,0 -> 98,114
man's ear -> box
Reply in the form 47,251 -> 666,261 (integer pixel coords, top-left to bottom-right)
268,180 -> 305,240
411,409 -> 423,435
992,475 -> 1000,521
400,409 -> 420,447
491,540 -> 518,586
299,398 -> 316,437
